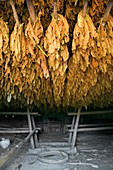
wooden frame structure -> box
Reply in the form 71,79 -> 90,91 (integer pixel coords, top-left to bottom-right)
68,109 -> 113,150
0,110 -> 40,149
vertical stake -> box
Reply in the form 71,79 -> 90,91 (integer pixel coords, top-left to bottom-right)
71,108 -> 81,149
53,0 -> 58,19
26,0 -> 36,23
32,116 -> 38,147
9,0 -> 20,26
27,107 -> 35,149
68,115 -> 76,144
103,0 -> 113,19
82,0 -> 88,18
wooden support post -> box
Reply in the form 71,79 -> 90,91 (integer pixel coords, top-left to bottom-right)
53,0 -> 58,19
9,0 -> 20,26
31,116 -> 38,147
26,0 -> 36,23
103,0 -> 113,19
82,0 -> 88,18
27,108 -> 35,149
71,108 -> 81,149
68,116 -> 76,144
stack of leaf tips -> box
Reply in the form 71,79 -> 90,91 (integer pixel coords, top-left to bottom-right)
0,0 -> 113,113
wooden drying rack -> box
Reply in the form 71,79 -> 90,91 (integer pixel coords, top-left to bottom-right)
68,110 -> 113,150
0,110 -> 40,149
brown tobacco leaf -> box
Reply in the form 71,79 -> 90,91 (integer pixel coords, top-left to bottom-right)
0,18 -> 9,55
86,14 -> 97,39
5,22 -> 26,103
97,16 -> 113,60
25,18 -> 43,48
15,0 -> 25,5
64,10 -> 99,109
105,16 -> 113,56
72,11 -> 90,51
10,23 -> 26,65
25,16 -> 49,79
89,0 -> 108,24
44,14 -> 69,106
0,18 -> 10,82
96,23 -> 108,59
0,18 -> 10,102
44,14 -> 69,54
24,14 -> 51,105
92,58 -> 98,68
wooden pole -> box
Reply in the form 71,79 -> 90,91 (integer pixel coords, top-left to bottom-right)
69,126 -> 113,132
0,129 -> 36,170
78,126 -> 113,132
82,0 -> 88,18
15,129 -> 36,153
0,112 -> 39,115
102,0 -> 113,26
27,108 -> 35,149
71,108 -> 81,149
68,110 -> 113,116
68,116 -> 75,144
31,116 -> 38,147
103,0 -> 113,19
53,0 -> 58,19
0,130 -> 31,133
9,0 -> 20,26
67,123 -> 113,128
26,0 -> 36,23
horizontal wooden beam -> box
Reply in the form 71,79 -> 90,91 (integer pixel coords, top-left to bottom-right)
67,123 -> 113,128
0,129 -> 36,169
69,126 -> 113,132
0,128 -> 40,134
0,127 -> 41,131
68,110 -> 113,116
0,130 -> 30,133
0,112 -> 39,116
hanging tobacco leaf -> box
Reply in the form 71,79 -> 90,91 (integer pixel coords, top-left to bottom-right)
44,13 -> 69,106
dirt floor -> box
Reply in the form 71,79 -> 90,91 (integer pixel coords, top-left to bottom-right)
0,114 -> 113,170
1,130 -> 113,170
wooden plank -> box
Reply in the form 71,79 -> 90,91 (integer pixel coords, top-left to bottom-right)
68,116 -> 75,144
0,127 -> 40,131
69,126 -> 113,132
0,128 -> 29,130
79,123 -> 113,128
0,130 -> 30,133
0,112 -> 39,116
68,110 -> 113,116
0,129 -> 36,169
27,109 -> 35,149
78,126 -> 113,132
32,116 -> 38,147
71,108 -> 81,149
67,123 -> 113,128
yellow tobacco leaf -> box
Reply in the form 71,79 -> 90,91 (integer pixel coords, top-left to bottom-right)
6,81 -> 10,92
19,84 -> 23,93
82,21 -> 90,50
92,58 -> 98,68
15,0 -> 25,4
86,14 -> 97,38
0,32 -> 2,49
60,45 -> 69,62
40,59 -> 49,78
77,11 -> 84,28
0,18 -> 9,53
